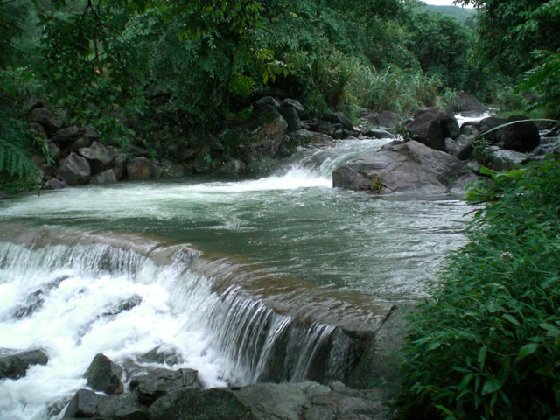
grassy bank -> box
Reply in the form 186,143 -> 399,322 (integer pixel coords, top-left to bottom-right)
397,157 -> 560,418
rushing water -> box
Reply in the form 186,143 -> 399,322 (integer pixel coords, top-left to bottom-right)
0,138 -> 475,419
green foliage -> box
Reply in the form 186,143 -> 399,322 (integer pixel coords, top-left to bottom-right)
398,157 -> 560,418
406,11 -> 471,89
520,50 -> 560,118
0,100 -> 42,193
421,4 -> 478,25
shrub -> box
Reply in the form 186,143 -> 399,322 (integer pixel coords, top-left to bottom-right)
398,157 -> 560,419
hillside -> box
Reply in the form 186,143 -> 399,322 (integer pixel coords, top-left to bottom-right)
421,3 -> 477,25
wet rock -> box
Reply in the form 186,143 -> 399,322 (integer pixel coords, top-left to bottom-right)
127,157 -> 152,180
159,160 -> 186,178
149,388 -> 254,420
290,129 -> 334,148
52,126 -> 81,145
282,99 -> 305,117
0,191 -> 8,200
64,388 -> 148,419
109,154 -> 126,181
85,353 -> 124,395
44,178 -> 67,190
69,136 -> 91,153
136,346 -> 183,366
496,115 -> 540,152
102,296 -> 143,317
376,110 -> 399,129
488,147 -> 529,171
445,134 -> 475,160
453,92 -> 484,113
332,140 -> 475,196
83,126 -> 100,141
90,169 -> 118,186
12,289 -> 45,318
45,141 -> 60,161
364,128 -> 394,139
279,105 -> 302,132
57,152 -> 91,185
217,158 -> 247,175
322,112 -> 353,130
0,349 -> 49,379
478,116 -> 507,143
130,366 -> 200,405
79,141 -> 118,168
405,108 -> 459,151
29,108 -> 62,135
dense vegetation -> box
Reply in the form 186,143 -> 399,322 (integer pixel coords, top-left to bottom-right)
398,157 -> 560,418
0,0 -> 517,192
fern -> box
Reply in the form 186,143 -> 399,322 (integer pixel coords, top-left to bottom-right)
0,101 -> 41,191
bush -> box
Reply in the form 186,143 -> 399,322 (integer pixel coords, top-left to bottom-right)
398,157 -> 560,419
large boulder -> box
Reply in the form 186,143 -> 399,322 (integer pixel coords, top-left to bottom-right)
322,112 -> 353,130
332,140 -> 475,196
79,141 -> 118,170
281,99 -> 305,117
85,353 -> 124,395
496,115 -> 540,152
290,129 -> 334,148
405,108 -> 459,151
129,366 -> 200,405
487,147 -> 530,171
127,157 -> 152,180
43,178 -> 67,190
63,389 -> 148,419
29,108 -> 62,135
453,92 -> 484,113
90,169 -> 118,185
478,116 -> 508,143
51,126 -> 81,145
279,105 -> 301,132
57,152 -> 91,185
445,134 -> 475,160
0,349 -> 49,380
376,110 -> 399,129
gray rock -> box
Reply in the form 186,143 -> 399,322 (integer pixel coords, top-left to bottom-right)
29,108 -> 62,135
405,108 -> 459,151
453,92 -> 484,112
83,126 -> 100,141
47,141 -> 61,160
290,129 -> 334,148
149,388 -> 255,420
364,128 -> 394,139
322,112 -> 353,130
79,141 -> 118,167
57,152 -> 91,185
282,99 -> 305,116
217,158 -> 247,175
332,140 -> 474,196
160,160 -> 186,178
0,349 -> 49,379
496,115 -> 540,152
376,110 -> 399,129
43,177 -> 67,190
113,154 -> 127,180
136,346 -> 183,366
90,169 -> 118,185
478,116 -> 508,143
52,126 -> 81,145
279,106 -> 302,132
0,191 -> 8,200
130,367 -> 200,405
64,388 -> 148,419
127,157 -> 152,180
85,353 -> 124,395
445,134 -> 474,160
69,136 -> 91,152
488,147 -> 529,171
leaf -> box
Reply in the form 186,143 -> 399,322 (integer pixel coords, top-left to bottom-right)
502,314 -> 521,326
481,379 -> 502,395
516,343 -> 538,362
478,346 -> 487,370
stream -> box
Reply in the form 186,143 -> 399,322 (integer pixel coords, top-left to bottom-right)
0,137 -> 475,419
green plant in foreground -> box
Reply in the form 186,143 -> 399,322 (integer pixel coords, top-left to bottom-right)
397,156 -> 560,419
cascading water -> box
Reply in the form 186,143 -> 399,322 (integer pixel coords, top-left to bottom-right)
0,136 -> 477,419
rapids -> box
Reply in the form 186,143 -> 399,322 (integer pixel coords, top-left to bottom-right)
0,137 -> 475,419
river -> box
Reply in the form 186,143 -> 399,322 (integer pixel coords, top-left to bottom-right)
0,137 -> 474,419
